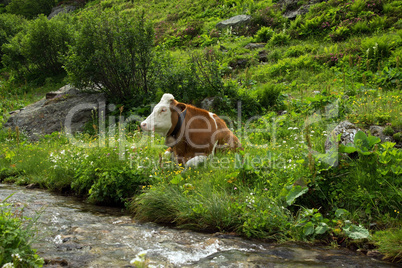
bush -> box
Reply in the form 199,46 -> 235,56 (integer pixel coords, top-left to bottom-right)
2,14 -> 73,82
155,50 -> 224,105
361,34 -> 401,70
6,0 -> 55,19
0,196 -> 44,267
269,32 -> 291,46
256,83 -> 284,110
383,125 -> 395,136
0,13 -> 26,67
63,9 -> 155,105
253,26 -> 274,42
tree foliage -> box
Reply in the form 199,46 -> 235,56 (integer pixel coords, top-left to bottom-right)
6,0 -> 55,19
0,13 -> 26,67
62,9 -> 155,105
2,14 -> 73,81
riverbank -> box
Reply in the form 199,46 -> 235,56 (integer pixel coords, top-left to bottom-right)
1,183 -> 398,267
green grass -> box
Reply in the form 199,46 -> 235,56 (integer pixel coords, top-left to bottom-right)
0,194 -> 44,267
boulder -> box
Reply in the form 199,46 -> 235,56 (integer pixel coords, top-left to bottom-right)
258,50 -> 268,62
48,5 -> 77,19
277,0 -> 327,19
325,121 -> 361,152
201,97 -> 216,111
282,5 -> 311,19
216,15 -> 251,30
4,85 -> 106,140
369,125 -> 394,142
244,43 -> 266,50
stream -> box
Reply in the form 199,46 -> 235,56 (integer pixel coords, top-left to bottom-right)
0,184 -> 398,268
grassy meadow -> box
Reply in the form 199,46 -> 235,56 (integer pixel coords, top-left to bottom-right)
1,0 -> 402,265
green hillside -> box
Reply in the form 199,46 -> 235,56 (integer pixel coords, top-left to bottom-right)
0,0 -> 401,265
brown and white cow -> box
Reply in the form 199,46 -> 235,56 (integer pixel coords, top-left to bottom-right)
140,93 -> 242,166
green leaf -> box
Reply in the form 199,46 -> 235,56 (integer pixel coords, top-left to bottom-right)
303,222 -> 315,236
354,131 -> 369,149
315,223 -> 330,235
343,224 -> 370,239
286,186 -> 309,206
335,208 -> 349,218
367,135 -> 381,147
169,175 -> 182,185
339,145 -> 357,154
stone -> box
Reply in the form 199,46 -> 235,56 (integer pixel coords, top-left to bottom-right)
258,50 -> 268,62
4,84 -> 106,140
26,183 -> 39,189
369,125 -> 393,143
201,97 -> 216,111
216,15 -> 251,30
282,5 -> 311,19
325,120 -> 361,152
48,5 -> 77,19
244,43 -> 266,50
277,0 -> 327,19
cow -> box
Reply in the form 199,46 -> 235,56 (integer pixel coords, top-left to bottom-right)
140,93 -> 242,167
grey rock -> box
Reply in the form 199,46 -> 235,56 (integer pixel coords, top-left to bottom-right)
4,85 -> 106,140
244,43 -> 266,50
278,0 -> 327,19
201,97 -> 216,111
283,5 -> 311,19
258,50 -> 268,62
369,125 -> 394,142
216,15 -> 251,29
325,120 -> 361,152
48,5 -> 77,19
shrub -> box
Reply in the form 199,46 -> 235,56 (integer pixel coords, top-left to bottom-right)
269,32 -> 291,46
253,26 -> 274,42
6,0 -> 55,19
249,5 -> 287,35
383,125 -> 394,136
361,34 -> 401,70
393,132 -> 402,142
2,14 -> 73,82
0,196 -> 44,267
0,13 -> 26,67
63,9 -> 155,105
155,50 -> 224,104
256,83 -> 284,110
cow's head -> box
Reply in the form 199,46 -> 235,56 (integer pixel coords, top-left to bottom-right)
140,93 -> 185,136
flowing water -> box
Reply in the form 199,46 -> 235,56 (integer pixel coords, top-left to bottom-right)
0,184 -> 398,268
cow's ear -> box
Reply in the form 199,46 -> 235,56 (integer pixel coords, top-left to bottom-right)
161,93 -> 175,103
176,103 -> 187,112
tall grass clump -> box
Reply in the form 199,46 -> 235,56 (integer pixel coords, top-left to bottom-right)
0,194 -> 44,267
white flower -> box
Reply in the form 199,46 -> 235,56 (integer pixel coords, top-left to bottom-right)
283,141 -> 286,144
60,150 -> 65,155
2,262 -> 14,268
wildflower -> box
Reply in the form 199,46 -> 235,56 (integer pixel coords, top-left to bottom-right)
2,263 -> 14,268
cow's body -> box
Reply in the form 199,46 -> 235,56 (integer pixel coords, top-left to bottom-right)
141,94 -> 241,166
